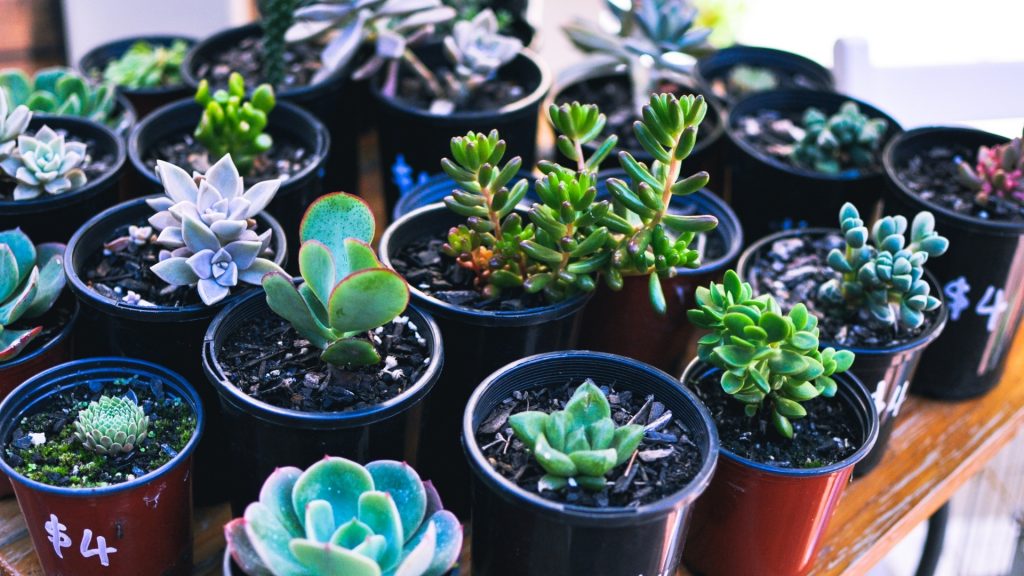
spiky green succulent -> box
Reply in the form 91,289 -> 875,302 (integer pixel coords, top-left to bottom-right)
790,101 -> 888,175
688,270 -> 856,438
0,228 -> 65,362
225,457 -> 462,576
101,40 -> 189,89
263,193 -> 410,367
194,73 -> 275,176
0,125 -> 89,200
955,128 -> 1023,206
726,65 -> 778,97
819,202 -> 948,331
0,67 -> 117,127
260,0 -> 300,87
72,395 -> 150,455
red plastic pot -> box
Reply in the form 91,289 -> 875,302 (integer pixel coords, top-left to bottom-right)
680,360 -> 878,576
0,357 -> 203,576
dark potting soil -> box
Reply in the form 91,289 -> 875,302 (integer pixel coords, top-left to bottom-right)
895,143 -> 1024,223
688,368 -> 859,467
745,232 -> 937,348
143,131 -> 313,185
0,133 -> 117,201
3,377 -> 195,488
475,380 -> 703,507
556,75 -> 720,156
194,35 -> 324,90
216,307 -> 430,412
732,109 -> 885,175
394,68 -> 525,113
707,67 -> 822,102
1,296 -> 73,364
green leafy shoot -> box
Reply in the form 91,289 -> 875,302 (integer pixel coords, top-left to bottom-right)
194,72 -> 276,175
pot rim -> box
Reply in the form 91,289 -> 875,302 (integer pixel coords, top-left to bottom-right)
203,287 -> 445,429
77,35 -> 198,97
882,126 -> 1024,234
378,203 -> 592,326
0,356 -> 205,496
694,45 -> 834,101
727,88 -> 903,182
370,48 -> 552,122
127,98 -> 331,190
0,115 -> 126,215
0,295 -> 79,372
64,195 -> 288,322
463,350 -> 720,524
681,357 -> 879,477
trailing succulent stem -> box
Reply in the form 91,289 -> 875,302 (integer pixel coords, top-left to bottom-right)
819,202 -> 948,331
0,228 -> 65,361
956,128 -> 1023,206
260,0 -> 300,87
194,72 -> 276,175
688,270 -> 855,438
790,101 -> 887,175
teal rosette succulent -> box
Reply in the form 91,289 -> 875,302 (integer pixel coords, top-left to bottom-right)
0,125 -> 89,200
224,457 -> 462,576
0,67 -> 117,127
790,101 -> 888,175
0,228 -> 65,361
72,395 -> 149,455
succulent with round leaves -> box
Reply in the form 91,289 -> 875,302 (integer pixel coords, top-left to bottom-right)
148,155 -> 285,306
0,228 -> 65,362
0,125 -> 89,201
0,87 -> 31,162
224,457 -> 462,576
725,65 -> 778,97
263,193 -> 410,367
955,129 -> 1023,206
432,10 -> 522,113
508,380 -> 645,492
0,67 -> 117,127
688,270 -> 856,438
194,73 -> 276,176
790,101 -> 888,175
819,202 -> 948,331
72,394 -> 150,455
101,40 -> 189,90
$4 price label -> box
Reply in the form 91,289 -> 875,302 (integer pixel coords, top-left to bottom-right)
45,513 -> 118,567
944,276 -> 1008,332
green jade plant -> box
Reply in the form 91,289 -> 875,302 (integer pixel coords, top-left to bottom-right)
225,457 -> 462,576
194,72 -> 276,175
509,379 -> 644,492
688,270 -> 856,438
72,395 -> 149,455
955,128 -> 1023,206
263,193 -> 410,367
0,67 -> 117,127
790,101 -> 888,175
0,228 -> 65,361
819,202 -> 948,331
101,40 -> 189,89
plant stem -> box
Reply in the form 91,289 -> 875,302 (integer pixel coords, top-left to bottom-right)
402,50 -> 445,100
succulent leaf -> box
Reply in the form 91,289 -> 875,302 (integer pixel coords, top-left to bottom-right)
956,129 -> 1024,206
194,73 -> 275,175
0,67 -> 118,127
0,229 -> 65,361
790,101 -> 888,175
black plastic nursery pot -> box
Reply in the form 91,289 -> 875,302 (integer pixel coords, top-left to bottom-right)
127,98 -> 329,267
463,351 -> 719,576
737,228 -> 947,476
378,204 -> 591,516
64,196 -> 286,504
695,45 -> 834,108
78,35 -> 197,119
202,287 -> 444,516
883,127 -> 1024,399
0,357 -> 203,576
0,115 -> 126,244
183,23 -> 358,195
680,360 -> 878,576
372,43 -> 551,215
725,89 -> 903,241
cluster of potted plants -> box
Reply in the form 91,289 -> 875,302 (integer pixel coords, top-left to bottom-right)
0,1 -> 1022,575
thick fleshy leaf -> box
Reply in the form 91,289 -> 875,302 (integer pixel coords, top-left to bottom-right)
293,457 -> 375,534
211,219 -> 247,241
314,12 -> 369,82
243,502 -> 308,576
769,350 -> 808,375
343,239 -> 384,278
237,258 -> 286,285
264,271 -> 334,348
331,518 -> 375,549
358,491 -> 404,570
0,267 -> 37,324
0,244 -> 21,302
300,240 -> 335,307
243,179 -> 282,215
155,160 -> 198,204
568,448 -> 617,477
321,338 -> 382,366
224,240 -> 262,271
0,326 -> 41,361
0,228 -> 35,285
353,534 -> 388,563
300,193 -> 375,275
508,411 -> 548,449
366,461 -> 427,544
290,540 -> 382,576
564,379 -> 611,427
224,519 -> 273,576
151,257 -> 199,286
205,154 -> 242,199
327,269 -> 409,335
419,511 -> 461,576
182,216 -> 220,253
198,277 -> 231,304
390,520 -> 435,576
533,433 -> 576,477
610,424 -> 644,466
21,250 -> 64,319
305,499 -> 336,543
259,466 -> 304,537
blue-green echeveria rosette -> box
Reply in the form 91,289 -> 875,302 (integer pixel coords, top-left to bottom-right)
0,125 -> 88,200
225,457 -> 463,576
0,228 -> 65,361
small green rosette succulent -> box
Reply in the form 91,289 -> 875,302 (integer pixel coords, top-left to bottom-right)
72,395 -> 149,455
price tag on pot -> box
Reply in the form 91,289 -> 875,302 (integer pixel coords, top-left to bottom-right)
944,277 -> 1008,332
872,379 -> 910,418
44,513 -> 118,567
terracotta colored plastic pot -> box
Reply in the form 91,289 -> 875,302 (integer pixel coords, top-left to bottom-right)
725,89 -> 902,241
65,196 -> 286,504
379,204 -> 591,517
681,360 -> 878,576
0,115 -> 126,244
463,351 -> 719,576
0,357 -> 203,576
202,287 -> 444,516
695,45 -> 834,108
883,127 -> 1024,399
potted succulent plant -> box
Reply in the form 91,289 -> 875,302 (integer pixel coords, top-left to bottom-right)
0,228 -> 78,497
463,350 -> 718,575
64,155 -> 287,503
0,357 -> 202,576
695,45 -> 834,107
79,36 -> 195,118
0,91 -> 126,243
681,270 -> 878,576
203,192 -> 443,515
128,72 -> 329,260
0,67 -> 137,136
882,126 -> 1024,399
223,457 -> 461,575
737,202 -> 949,475
725,90 -> 902,239
556,0 -> 725,183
